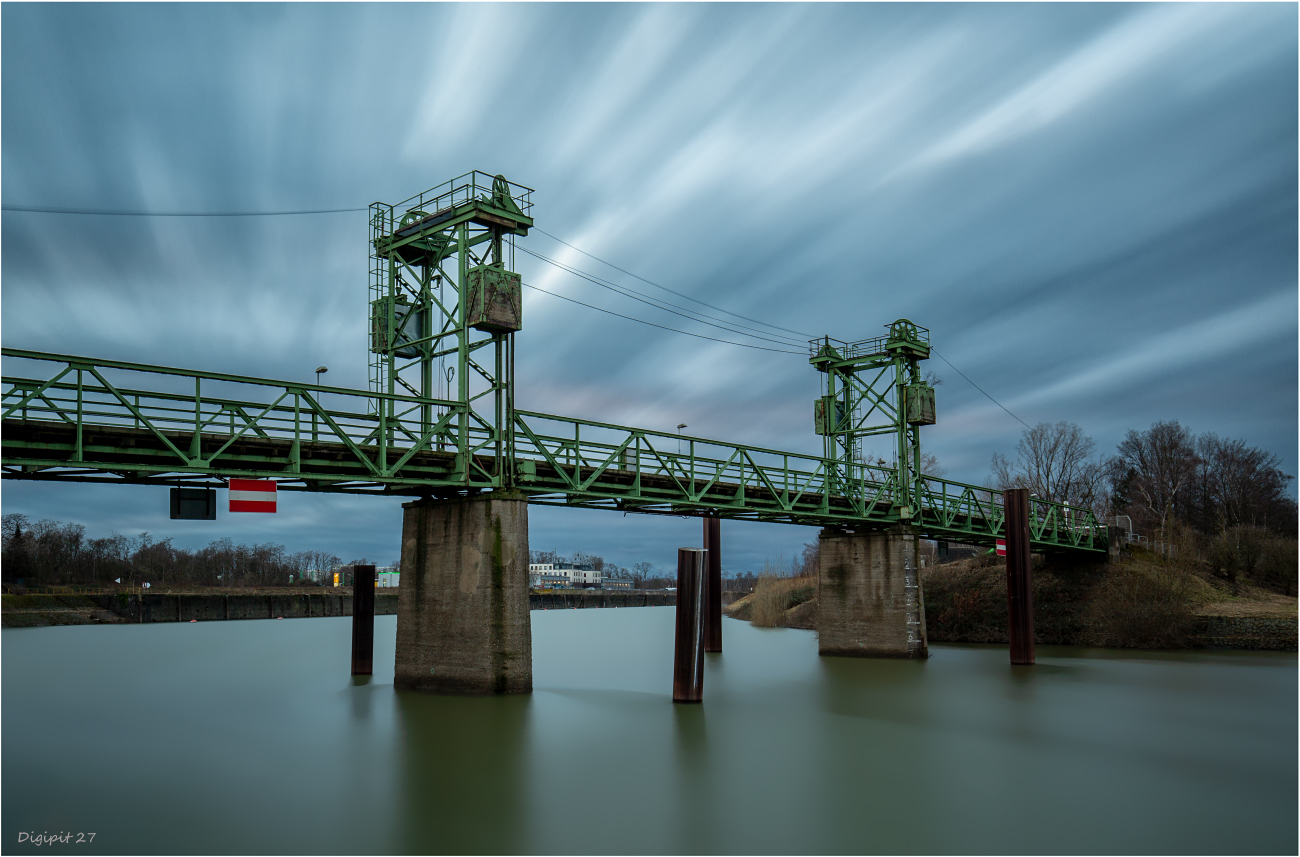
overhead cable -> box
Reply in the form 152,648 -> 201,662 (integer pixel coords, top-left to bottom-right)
2,204 -> 366,216
518,245 -> 806,348
523,282 -> 802,355
4,199 -> 1048,414
534,227 -> 817,340
931,348 -> 1032,430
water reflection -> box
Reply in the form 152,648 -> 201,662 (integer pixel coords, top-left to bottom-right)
816,653 -> 932,726
349,674 -> 376,722
1,612 -> 1294,855
672,704 -> 713,854
395,692 -> 531,855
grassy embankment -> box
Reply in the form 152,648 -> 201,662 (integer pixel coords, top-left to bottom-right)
725,549 -> 1297,649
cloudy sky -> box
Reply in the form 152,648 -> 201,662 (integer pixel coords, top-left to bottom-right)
2,3 -> 1296,574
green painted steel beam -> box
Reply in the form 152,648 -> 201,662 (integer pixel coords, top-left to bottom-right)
1,348 -> 1105,554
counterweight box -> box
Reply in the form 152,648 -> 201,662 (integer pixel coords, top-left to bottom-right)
904,384 -> 937,425
465,265 -> 522,333
815,396 -> 844,435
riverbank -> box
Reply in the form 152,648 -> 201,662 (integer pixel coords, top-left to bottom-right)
725,555 -> 1297,651
0,587 -> 703,628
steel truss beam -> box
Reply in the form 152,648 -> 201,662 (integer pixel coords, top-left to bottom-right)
1,349 -> 1105,553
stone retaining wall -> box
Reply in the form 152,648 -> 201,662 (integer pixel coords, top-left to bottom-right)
531,591 -> 676,610
1192,615 -> 1297,651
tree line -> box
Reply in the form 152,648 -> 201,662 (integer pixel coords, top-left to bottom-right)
0,514 -> 372,588
990,419 -> 1295,534
989,419 -> 1296,594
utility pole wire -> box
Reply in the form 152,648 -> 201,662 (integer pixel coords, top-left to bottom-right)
931,348 -> 1032,430
534,227 -> 817,340
523,282 -> 802,355
519,245 -> 805,348
4,200 -> 1042,418
2,204 -> 366,216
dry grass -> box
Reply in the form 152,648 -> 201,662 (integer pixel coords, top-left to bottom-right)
1084,560 -> 1198,648
728,574 -> 817,628
749,575 -> 789,627
1194,587 -> 1297,618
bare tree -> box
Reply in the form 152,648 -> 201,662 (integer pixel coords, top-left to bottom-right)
795,541 -> 820,577
630,561 -> 654,589
1192,433 -> 1295,534
1113,420 -> 1198,536
991,421 -> 1107,512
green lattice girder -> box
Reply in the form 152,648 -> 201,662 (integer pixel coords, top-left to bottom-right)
1,349 -> 1105,553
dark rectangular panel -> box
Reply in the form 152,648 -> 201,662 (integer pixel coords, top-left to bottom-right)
170,487 -> 216,520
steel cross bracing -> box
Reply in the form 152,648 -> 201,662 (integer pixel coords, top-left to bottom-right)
367,171 -> 533,489
810,319 -> 937,529
0,349 -> 1104,553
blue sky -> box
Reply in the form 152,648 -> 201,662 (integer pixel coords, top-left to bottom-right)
2,3 -> 1296,574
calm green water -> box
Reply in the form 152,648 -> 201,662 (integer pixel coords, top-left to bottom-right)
2,609 -> 1295,855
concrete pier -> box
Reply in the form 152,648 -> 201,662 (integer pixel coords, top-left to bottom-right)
395,493 -> 532,694
817,524 -> 928,658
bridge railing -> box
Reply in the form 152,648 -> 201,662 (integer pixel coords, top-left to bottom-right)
2,349 -> 1104,550
513,410 -> 905,520
916,475 -> 1104,549
1,350 -> 469,481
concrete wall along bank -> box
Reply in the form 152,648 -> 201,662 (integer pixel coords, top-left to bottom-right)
532,591 -> 677,610
118,592 -> 402,623
121,590 -> 680,622
1,590 -> 692,626
1192,615 -> 1297,651
105,591 -> 672,623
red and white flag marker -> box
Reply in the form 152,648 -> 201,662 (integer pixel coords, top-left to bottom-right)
995,539 -> 1006,557
229,479 -> 277,513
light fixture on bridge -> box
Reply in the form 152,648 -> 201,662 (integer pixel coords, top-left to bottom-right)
677,423 -> 687,456
315,366 -> 328,385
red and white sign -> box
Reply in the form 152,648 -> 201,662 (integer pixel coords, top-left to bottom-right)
996,539 -> 1006,557
229,479 -> 277,513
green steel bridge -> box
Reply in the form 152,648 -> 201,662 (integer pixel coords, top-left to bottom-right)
0,172 -> 1105,555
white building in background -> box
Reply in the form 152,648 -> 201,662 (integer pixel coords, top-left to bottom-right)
528,563 -> 555,588
567,565 -> 602,587
528,561 -> 603,589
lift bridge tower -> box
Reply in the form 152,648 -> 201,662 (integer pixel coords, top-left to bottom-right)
368,172 -> 533,489
809,319 -> 937,523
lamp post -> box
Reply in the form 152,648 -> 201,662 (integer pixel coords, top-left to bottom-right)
677,423 -> 687,456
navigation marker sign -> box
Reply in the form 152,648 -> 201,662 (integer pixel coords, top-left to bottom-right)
229,479 -> 277,513
996,539 -> 1006,557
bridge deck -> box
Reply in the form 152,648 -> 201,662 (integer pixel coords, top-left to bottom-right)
1,349 -> 1105,553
